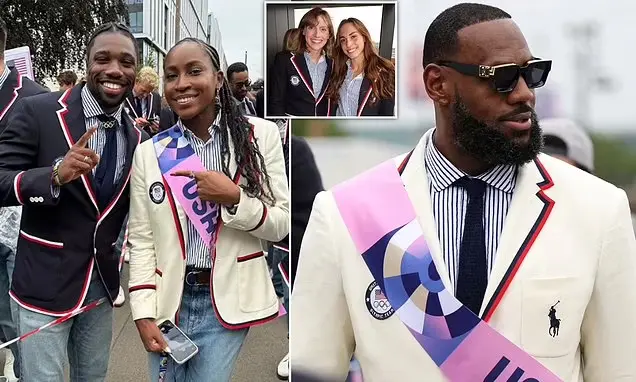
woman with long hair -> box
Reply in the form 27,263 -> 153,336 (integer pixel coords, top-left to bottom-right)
325,18 -> 395,117
127,37 -> 289,381
267,7 -> 335,117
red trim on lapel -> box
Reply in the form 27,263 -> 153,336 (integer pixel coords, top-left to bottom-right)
56,89 -> 99,212
125,98 -> 139,119
357,86 -> 373,117
398,150 -> 414,175
481,157 -> 555,322
162,177 -> 186,260
0,74 -> 23,122
290,54 -> 314,98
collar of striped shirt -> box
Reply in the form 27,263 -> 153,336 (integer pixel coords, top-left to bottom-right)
0,65 -> 11,91
425,130 -> 517,193
81,85 -> 124,125
304,51 -> 326,64
176,107 -> 223,141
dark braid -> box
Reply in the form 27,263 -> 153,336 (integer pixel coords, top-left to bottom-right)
166,38 -> 276,205
86,22 -> 138,63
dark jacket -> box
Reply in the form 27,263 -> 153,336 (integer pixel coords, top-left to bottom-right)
0,67 -> 48,134
328,76 -> 395,117
0,84 -> 148,314
267,51 -> 332,117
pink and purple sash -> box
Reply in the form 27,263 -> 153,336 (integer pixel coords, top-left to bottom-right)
332,160 -> 562,382
153,125 -> 219,247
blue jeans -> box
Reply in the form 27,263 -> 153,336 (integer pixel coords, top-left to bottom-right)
148,284 -> 248,382
269,246 -> 289,320
114,215 -> 128,255
13,273 -> 112,382
0,242 -> 19,377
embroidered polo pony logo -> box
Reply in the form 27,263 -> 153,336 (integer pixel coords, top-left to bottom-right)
548,301 -> 561,337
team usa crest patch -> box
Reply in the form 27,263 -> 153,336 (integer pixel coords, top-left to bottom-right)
290,75 -> 300,86
149,181 -> 166,204
365,280 -> 395,320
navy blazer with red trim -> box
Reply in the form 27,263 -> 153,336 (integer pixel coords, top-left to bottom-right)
0,67 -> 48,134
327,76 -> 395,117
0,84 -> 148,315
267,51 -> 332,117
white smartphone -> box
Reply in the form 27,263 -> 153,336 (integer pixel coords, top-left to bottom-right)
158,320 -> 199,364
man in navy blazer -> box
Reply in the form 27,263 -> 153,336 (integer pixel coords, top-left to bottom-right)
0,22 -> 147,381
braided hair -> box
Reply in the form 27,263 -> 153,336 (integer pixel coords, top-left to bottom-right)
166,38 -> 275,205
86,22 -> 138,63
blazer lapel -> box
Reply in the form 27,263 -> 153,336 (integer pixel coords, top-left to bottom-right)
357,78 -> 373,117
56,85 -> 101,212
290,53 -> 314,98
125,97 -> 140,119
480,157 -> 555,321
0,69 -> 21,123
400,130 -> 453,291
110,115 -> 142,202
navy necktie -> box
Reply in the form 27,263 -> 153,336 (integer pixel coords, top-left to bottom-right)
454,176 -> 488,315
94,116 -> 119,210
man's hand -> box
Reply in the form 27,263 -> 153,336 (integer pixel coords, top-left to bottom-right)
134,117 -> 149,127
56,127 -> 99,185
171,170 -> 241,206
135,319 -> 169,353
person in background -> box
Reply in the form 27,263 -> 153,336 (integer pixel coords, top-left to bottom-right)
325,18 -> 395,117
267,7 -> 335,117
0,15 -> 48,382
57,70 -> 78,92
126,66 -> 162,136
540,118 -> 594,174
227,62 -> 256,116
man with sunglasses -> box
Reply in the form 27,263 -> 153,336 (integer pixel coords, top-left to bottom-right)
227,62 -> 256,116
291,3 -> 636,382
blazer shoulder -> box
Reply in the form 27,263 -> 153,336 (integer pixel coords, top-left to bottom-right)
274,50 -> 293,62
245,116 -> 279,139
21,78 -> 49,96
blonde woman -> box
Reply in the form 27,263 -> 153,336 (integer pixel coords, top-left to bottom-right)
126,66 -> 162,135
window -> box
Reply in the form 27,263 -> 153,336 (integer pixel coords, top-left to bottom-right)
164,5 -> 169,48
129,11 -> 143,33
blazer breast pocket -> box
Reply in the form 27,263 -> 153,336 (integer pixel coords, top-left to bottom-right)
521,277 -> 590,358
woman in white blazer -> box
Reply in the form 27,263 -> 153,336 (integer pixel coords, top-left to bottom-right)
127,38 -> 289,381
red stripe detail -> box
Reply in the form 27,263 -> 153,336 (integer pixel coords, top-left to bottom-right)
237,251 -> 264,262
129,284 -> 156,293
482,158 -> 555,323
0,74 -> 23,122
290,54 -> 314,98
14,172 -> 24,205
279,263 -> 289,286
357,86 -> 373,117
155,268 -> 163,277
247,204 -> 267,232
163,178 -> 186,260
398,151 -> 413,174
19,232 -> 63,249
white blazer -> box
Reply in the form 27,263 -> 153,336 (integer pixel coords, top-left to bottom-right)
291,132 -> 636,381
127,116 -> 289,329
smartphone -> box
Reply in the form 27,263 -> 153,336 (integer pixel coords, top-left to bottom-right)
158,320 -> 199,364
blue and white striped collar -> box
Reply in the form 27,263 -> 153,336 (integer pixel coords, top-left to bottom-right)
425,129 -> 517,194
81,85 -> 124,125
176,108 -> 223,140
0,66 -> 11,91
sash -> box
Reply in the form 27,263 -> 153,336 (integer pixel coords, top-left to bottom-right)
153,125 -> 219,247
332,160 -> 562,382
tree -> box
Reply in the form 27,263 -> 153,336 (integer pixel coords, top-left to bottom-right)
0,0 -> 129,81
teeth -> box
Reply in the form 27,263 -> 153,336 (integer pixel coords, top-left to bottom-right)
177,97 -> 194,104
103,82 -> 122,90
311,39 -> 321,44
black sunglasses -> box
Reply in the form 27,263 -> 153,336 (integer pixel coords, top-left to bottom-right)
437,59 -> 552,93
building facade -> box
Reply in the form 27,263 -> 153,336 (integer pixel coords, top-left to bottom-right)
207,12 -> 228,72
125,0 -> 212,87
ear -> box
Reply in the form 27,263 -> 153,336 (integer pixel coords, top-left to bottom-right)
423,64 -> 452,106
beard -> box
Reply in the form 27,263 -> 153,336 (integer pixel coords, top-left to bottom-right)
450,97 -> 543,166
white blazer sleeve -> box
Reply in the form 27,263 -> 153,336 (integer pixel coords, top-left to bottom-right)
290,192 -> 354,380
581,188 -> 636,381
221,119 -> 289,243
127,146 -> 159,321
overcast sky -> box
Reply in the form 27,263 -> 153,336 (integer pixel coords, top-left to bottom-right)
210,0 -> 636,129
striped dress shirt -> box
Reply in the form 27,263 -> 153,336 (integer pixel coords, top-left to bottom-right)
336,61 -> 364,117
80,86 -> 127,184
177,112 -> 224,269
0,66 -> 10,89
303,52 -> 327,98
424,132 -> 518,292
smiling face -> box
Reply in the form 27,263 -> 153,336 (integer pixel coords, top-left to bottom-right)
163,41 -> 223,121
85,32 -> 137,112
339,22 -> 364,61
304,15 -> 330,53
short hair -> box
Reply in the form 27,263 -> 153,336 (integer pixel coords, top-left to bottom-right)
57,71 -> 78,86
136,66 -> 159,91
226,62 -> 248,81
86,22 -> 137,62
0,16 -> 7,58
422,3 -> 511,68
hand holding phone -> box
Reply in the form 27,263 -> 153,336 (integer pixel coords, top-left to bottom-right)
158,320 -> 199,364
135,318 -> 169,353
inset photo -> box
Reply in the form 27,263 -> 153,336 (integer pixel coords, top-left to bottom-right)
264,1 -> 397,119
